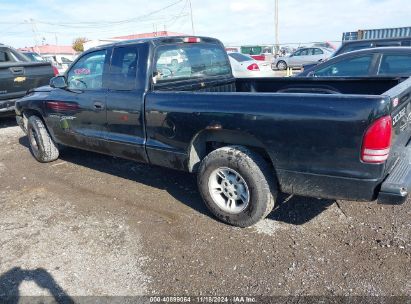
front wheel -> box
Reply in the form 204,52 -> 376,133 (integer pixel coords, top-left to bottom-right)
276,60 -> 287,70
27,115 -> 59,163
198,146 -> 277,227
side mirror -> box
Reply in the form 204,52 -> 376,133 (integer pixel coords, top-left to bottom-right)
50,76 -> 67,89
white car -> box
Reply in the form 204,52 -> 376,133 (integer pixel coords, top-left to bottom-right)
157,50 -> 185,67
43,55 -> 75,74
228,52 -> 275,77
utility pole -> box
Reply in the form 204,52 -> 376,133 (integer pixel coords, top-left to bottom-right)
274,0 -> 279,53
28,18 -> 40,53
188,0 -> 195,35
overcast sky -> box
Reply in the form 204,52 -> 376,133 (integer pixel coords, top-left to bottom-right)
1,0 -> 411,48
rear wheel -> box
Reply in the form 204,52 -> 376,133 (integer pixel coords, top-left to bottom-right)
27,115 -> 59,163
198,146 -> 277,227
276,60 -> 287,70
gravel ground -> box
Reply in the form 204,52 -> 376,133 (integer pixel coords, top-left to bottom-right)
0,117 -> 410,301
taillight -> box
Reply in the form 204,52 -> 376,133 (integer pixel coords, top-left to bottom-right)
46,101 -> 79,111
247,63 -> 260,71
183,37 -> 201,43
52,65 -> 59,76
361,116 -> 392,163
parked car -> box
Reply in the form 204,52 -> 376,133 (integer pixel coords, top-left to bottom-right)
335,37 -> 411,57
272,47 -> 333,70
43,55 -> 75,74
21,51 -> 45,62
0,44 -> 56,116
298,47 -> 411,77
15,36 -> 411,227
228,52 -> 274,77
156,49 -> 185,67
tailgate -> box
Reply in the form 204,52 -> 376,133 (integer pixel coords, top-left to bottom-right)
383,77 -> 411,173
0,62 -> 54,101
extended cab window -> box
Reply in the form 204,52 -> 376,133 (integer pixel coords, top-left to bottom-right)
108,46 -> 138,90
0,51 -> 9,62
378,54 -> 411,75
314,55 -> 373,77
0,49 -> 21,62
153,43 -> 231,83
67,50 -> 106,90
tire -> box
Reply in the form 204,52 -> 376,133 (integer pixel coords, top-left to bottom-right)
27,115 -> 59,163
171,59 -> 178,67
276,60 -> 287,70
198,146 -> 277,227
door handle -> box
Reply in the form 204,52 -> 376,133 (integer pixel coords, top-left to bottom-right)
93,101 -> 105,110
10,67 -> 24,75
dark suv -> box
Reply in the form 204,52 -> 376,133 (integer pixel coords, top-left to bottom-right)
334,37 -> 411,57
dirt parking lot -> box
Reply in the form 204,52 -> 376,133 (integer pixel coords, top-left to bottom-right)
0,117 -> 410,301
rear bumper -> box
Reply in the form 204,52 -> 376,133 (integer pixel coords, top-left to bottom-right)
0,98 -> 17,115
277,169 -> 379,202
378,145 -> 411,205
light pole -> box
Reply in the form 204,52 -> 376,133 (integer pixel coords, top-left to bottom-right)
188,0 -> 195,35
274,0 -> 279,53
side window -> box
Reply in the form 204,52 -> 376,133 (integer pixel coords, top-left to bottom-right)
313,48 -> 324,55
299,49 -> 309,56
314,55 -> 373,77
378,54 -> 411,75
0,50 -> 9,62
67,50 -> 106,90
293,50 -> 302,56
108,46 -> 138,91
0,50 -> 18,62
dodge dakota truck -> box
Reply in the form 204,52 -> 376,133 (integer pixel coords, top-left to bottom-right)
0,44 -> 56,116
15,36 -> 411,227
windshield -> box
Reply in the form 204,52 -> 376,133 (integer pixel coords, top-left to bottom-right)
153,43 -> 231,83
25,52 -> 44,62
61,57 -> 73,64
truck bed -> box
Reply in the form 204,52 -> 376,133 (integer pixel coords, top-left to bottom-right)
154,75 -> 404,95
147,76 -> 411,201
235,77 -> 404,95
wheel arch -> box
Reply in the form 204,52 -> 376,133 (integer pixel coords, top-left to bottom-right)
187,129 -> 275,173
20,109 -> 45,133
20,107 -> 57,143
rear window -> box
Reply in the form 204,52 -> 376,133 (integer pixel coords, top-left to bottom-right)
228,53 -> 253,62
378,54 -> 411,75
153,43 -> 231,83
337,43 -> 373,55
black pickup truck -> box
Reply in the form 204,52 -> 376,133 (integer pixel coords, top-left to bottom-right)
15,36 -> 411,227
0,44 -> 55,116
